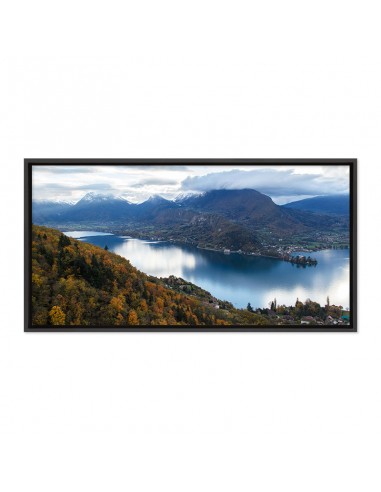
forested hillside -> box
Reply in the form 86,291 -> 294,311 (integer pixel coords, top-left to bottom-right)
31,225 -> 269,327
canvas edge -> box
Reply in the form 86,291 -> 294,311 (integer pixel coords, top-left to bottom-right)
24,158 -> 357,333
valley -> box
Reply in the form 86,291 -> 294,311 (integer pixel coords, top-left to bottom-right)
33,189 -> 350,260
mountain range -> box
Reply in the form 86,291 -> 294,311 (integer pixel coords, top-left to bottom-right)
32,189 -> 350,253
283,194 -> 350,215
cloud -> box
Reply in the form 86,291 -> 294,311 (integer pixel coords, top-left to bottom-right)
33,166 -> 96,174
32,164 -> 350,204
33,182 -> 71,190
132,177 -> 179,188
33,182 -> 114,193
78,183 -> 113,190
125,165 -> 191,171
181,168 -> 349,198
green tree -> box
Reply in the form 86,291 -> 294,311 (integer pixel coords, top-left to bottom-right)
247,302 -> 254,312
58,234 -> 71,248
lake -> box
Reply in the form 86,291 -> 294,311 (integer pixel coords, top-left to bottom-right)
64,231 -> 350,310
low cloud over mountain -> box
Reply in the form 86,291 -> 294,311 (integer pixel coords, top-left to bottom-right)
181,168 -> 349,203
32,164 -> 349,205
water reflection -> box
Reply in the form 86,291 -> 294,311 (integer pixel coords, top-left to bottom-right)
114,239 -> 198,277
64,231 -> 113,238
65,232 -> 350,310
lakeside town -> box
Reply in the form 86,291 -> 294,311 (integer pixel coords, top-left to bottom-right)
64,222 -> 348,267
162,275 -> 351,326
101,228 -> 350,267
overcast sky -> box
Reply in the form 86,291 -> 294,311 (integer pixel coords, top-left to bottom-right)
32,164 -> 350,205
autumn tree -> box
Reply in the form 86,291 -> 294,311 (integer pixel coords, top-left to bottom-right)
110,295 -> 125,313
139,299 -> 148,312
49,305 -> 66,326
128,309 -> 139,325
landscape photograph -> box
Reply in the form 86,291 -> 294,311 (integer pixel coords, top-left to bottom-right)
28,161 -> 353,329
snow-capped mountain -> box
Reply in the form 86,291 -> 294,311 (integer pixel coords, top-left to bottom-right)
140,195 -> 173,205
146,194 -> 167,202
174,191 -> 204,203
133,195 -> 179,220
59,192 -> 135,222
76,192 -> 130,204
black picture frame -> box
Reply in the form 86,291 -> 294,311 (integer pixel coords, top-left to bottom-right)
25,158 -> 357,332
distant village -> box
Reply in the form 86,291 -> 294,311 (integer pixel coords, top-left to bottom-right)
253,299 -> 351,326
254,308 -> 351,326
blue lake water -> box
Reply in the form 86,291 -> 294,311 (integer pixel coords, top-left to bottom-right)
64,231 -> 350,310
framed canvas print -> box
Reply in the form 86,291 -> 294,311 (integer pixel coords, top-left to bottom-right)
24,159 -> 357,332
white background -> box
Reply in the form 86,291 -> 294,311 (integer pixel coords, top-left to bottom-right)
1,1 -> 380,491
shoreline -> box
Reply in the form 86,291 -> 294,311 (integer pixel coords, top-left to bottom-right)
195,245 -> 319,263
53,226 -> 350,311
59,226 -> 348,262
